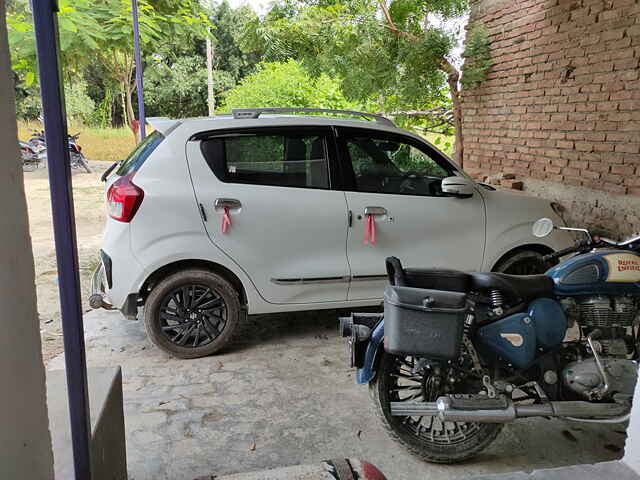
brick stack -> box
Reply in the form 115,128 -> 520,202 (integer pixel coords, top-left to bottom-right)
462,0 -> 640,196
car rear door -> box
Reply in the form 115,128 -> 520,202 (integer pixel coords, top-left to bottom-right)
336,127 -> 486,301
186,126 -> 350,305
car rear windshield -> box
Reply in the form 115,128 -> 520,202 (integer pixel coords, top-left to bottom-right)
115,130 -> 164,176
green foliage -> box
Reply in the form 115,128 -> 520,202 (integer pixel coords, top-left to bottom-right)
7,0 -> 211,123
145,55 -> 234,117
64,81 -> 96,123
219,59 -> 361,111
14,84 -> 41,120
14,80 -> 96,123
242,0 -> 466,115
87,87 -> 113,127
209,1 -> 262,81
461,25 -> 492,88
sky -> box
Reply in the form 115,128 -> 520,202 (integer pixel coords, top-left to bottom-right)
224,0 -> 271,14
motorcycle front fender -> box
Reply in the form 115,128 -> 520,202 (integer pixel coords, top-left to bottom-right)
356,320 -> 385,384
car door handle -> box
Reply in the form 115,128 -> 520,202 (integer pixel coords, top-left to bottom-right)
364,206 -> 387,216
215,198 -> 242,210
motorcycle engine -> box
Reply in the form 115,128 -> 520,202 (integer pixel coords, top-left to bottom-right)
561,295 -> 639,400
577,296 -> 638,329
562,358 -> 638,400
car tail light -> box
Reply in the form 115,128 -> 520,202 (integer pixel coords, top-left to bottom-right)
107,171 -> 144,222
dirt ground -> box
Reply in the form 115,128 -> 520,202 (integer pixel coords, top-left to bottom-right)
24,162 -> 110,363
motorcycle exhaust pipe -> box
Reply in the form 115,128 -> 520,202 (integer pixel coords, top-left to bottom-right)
390,396 -> 629,423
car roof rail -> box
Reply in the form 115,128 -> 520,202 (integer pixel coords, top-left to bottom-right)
231,108 -> 396,128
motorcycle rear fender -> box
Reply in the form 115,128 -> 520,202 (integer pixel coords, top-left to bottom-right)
356,320 -> 385,384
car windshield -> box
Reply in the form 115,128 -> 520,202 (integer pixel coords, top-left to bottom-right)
115,130 -> 164,176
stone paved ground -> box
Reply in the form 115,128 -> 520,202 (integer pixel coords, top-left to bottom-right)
49,310 -> 629,480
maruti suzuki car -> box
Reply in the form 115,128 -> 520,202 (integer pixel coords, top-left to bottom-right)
91,108 -> 573,358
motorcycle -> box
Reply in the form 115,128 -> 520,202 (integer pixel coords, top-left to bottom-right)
19,141 -> 43,171
26,130 -> 91,173
67,132 -> 91,173
340,218 -> 640,463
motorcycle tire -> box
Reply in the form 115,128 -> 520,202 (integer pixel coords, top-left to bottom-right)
76,153 -> 91,173
370,352 -> 503,464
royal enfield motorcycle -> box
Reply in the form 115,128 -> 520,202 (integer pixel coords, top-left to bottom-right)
340,218 -> 640,463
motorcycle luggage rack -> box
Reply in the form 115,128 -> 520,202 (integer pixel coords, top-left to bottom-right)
231,108 -> 396,128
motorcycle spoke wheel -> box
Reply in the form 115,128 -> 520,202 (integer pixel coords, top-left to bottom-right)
388,356 -> 482,446
371,349 -> 503,464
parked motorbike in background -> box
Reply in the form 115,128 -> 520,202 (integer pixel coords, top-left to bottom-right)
23,130 -> 91,173
67,132 -> 91,173
19,140 -> 43,171
341,219 -> 639,463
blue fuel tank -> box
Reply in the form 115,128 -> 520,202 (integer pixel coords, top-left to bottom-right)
547,250 -> 640,297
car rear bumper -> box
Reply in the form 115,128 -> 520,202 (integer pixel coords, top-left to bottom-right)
89,262 -> 113,310
90,253 -> 139,320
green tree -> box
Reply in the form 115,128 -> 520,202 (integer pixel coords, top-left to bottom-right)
244,0 -> 491,166
219,59 -> 362,112
144,55 -> 235,117
7,0 -> 211,132
142,0 -> 262,118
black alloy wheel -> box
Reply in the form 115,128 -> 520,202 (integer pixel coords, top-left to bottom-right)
144,269 -> 241,358
158,284 -> 227,348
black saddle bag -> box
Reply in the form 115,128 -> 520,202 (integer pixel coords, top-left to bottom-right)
384,285 -> 467,361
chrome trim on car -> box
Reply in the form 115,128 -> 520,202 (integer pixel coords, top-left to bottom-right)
271,276 -> 350,285
271,274 -> 388,285
350,274 -> 388,282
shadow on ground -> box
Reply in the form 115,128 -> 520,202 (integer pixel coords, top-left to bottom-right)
48,309 -> 627,480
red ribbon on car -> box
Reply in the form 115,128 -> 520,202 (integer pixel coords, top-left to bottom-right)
364,214 -> 376,245
221,206 -> 232,233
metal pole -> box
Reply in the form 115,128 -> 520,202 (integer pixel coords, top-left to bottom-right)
132,0 -> 146,139
206,32 -> 215,116
31,0 -> 92,478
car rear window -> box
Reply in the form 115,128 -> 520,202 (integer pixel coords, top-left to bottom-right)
200,133 -> 330,189
115,130 -> 164,176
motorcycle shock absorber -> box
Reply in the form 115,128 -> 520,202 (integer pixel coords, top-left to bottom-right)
490,289 -> 505,316
490,289 -> 504,308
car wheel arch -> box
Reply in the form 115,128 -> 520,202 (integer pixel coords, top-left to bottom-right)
139,259 -> 247,307
490,244 -> 554,273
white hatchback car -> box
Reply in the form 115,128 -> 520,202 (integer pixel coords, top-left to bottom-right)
92,108 -> 572,358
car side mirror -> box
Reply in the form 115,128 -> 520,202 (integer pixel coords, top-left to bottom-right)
441,176 -> 474,197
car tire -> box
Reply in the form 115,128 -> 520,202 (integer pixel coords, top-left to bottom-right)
144,269 -> 241,359
493,249 -> 547,275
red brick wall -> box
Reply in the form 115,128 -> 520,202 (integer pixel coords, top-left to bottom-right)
462,0 -> 640,196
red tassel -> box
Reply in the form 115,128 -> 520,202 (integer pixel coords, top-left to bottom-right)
221,206 -> 231,233
364,214 -> 376,245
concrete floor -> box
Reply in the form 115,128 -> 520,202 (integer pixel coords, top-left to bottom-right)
48,309 -> 629,480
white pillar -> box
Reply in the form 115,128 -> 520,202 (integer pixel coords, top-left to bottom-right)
0,5 -> 55,478
624,375 -> 640,474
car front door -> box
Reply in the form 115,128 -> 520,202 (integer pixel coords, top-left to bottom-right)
187,126 -> 350,305
337,127 -> 486,301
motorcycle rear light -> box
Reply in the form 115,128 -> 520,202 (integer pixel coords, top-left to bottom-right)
77,145 -> 82,152
107,171 -> 144,222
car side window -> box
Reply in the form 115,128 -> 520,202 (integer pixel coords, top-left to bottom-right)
201,134 -> 329,189
344,135 -> 452,196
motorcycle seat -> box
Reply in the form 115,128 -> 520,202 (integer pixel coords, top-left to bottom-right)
470,272 -> 554,303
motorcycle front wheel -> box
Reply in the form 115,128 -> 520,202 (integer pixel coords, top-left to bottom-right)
370,352 -> 503,464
